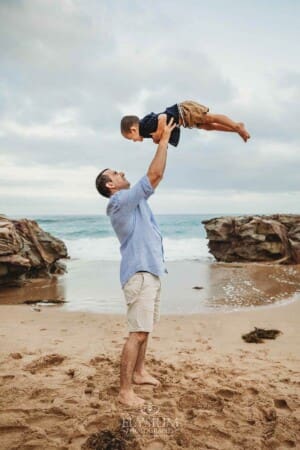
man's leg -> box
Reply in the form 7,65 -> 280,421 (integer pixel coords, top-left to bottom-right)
118,331 -> 148,407
202,113 -> 250,141
133,334 -> 160,386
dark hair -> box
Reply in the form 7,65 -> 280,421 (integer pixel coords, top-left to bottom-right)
120,115 -> 139,134
95,168 -> 112,198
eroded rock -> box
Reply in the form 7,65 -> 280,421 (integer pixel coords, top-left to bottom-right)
0,215 -> 68,286
202,214 -> 300,264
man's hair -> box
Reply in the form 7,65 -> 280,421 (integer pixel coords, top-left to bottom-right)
120,115 -> 139,134
95,168 -> 112,198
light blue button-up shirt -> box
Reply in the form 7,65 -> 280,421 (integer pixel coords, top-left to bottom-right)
106,175 -> 166,287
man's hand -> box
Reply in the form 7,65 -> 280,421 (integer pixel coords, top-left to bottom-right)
151,132 -> 162,144
160,117 -> 177,141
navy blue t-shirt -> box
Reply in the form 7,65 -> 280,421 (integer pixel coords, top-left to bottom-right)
139,104 -> 180,147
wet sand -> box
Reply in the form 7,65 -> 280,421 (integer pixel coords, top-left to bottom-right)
1,260 -> 300,314
0,265 -> 300,449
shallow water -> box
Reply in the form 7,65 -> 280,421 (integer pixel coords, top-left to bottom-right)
1,260 -> 299,314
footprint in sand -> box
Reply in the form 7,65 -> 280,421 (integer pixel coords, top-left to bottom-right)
283,439 -> 297,448
145,440 -> 166,450
216,388 -> 240,399
24,353 -> 65,373
247,387 -> 259,395
274,398 -> 291,410
10,352 -> 23,360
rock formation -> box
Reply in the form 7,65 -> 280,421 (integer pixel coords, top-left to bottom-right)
0,215 -> 68,286
202,214 -> 300,264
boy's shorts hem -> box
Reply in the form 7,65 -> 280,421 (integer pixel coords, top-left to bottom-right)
179,100 -> 209,128
122,272 -> 161,333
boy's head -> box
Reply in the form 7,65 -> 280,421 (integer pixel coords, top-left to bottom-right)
120,115 -> 143,142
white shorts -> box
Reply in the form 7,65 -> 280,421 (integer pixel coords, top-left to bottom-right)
122,272 -> 161,332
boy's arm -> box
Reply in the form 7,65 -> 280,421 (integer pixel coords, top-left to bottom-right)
150,113 -> 167,144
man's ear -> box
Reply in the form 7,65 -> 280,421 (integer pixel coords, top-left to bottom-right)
106,181 -> 114,191
130,125 -> 137,133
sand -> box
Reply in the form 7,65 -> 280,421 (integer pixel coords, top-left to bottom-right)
0,294 -> 299,449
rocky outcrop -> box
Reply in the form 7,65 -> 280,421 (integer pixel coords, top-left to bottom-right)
0,215 -> 68,286
202,214 -> 300,264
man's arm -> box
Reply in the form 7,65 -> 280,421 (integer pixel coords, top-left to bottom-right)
147,118 -> 176,189
150,113 -> 167,144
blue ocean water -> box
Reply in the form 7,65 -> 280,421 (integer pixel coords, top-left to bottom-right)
33,214 -> 217,262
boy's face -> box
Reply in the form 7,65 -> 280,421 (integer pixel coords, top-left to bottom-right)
123,126 -> 143,142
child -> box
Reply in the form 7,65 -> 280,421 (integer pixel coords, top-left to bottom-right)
120,100 -> 250,147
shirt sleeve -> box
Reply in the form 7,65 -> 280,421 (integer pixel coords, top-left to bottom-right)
112,175 -> 154,214
139,113 -> 158,138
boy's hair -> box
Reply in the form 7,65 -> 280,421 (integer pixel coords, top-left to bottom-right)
120,115 -> 139,134
95,168 -> 112,198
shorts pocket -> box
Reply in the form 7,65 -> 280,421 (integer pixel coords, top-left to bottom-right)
123,273 -> 144,305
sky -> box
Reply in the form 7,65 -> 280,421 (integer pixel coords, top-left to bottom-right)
0,0 -> 299,216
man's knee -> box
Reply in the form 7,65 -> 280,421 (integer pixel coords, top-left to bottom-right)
130,331 -> 149,343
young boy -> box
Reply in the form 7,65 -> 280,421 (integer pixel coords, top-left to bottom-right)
120,100 -> 250,147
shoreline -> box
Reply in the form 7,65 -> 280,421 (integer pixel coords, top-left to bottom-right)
1,260 -> 300,315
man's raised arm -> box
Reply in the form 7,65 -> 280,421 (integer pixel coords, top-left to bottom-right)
147,118 -> 176,189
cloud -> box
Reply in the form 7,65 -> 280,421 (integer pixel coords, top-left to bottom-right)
0,1 -> 299,214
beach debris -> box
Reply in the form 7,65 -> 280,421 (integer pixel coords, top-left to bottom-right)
0,215 -> 68,287
82,427 -> 140,450
82,430 -> 126,450
192,286 -> 204,290
66,368 -> 75,378
242,327 -> 282,343
202,214 -> 300,264
25,299 -> 66,305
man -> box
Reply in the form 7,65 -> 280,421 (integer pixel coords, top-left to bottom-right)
95,119 -> 176,407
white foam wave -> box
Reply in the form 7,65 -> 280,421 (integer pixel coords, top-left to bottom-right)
65,237 -> 211,262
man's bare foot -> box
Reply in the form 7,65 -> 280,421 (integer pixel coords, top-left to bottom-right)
118,390 -> 145,408
237,123 -> 250,142
133,371 -> 160,386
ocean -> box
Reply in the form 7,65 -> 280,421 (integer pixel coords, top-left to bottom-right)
3,214 -> 300,314
34,214 -> 216,262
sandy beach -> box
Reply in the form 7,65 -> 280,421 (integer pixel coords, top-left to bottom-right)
0,268 -> 299,449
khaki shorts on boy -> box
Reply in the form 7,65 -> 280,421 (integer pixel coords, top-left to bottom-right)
178,100 -> 209,128
123,272 -> 161,332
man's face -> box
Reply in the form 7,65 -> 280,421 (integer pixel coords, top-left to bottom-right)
122,126 -> 143,142
105,169 -> 130,192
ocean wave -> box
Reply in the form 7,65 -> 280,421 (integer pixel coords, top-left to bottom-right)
64,237 -> 211,262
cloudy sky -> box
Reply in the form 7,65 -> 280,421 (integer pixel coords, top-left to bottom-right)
0,0 -> 299,216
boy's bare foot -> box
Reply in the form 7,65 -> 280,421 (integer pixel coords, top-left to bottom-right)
133,371 -> 160,386
237,123 -> 250,142
118,390 -> 145,408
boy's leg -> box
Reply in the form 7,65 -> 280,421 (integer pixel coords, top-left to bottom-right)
200,123 -> 236,132
118,331 -> 148,407
133,334 -> 160,386
202,113 -> 250,141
